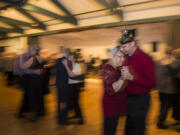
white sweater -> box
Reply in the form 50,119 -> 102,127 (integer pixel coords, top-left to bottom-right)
68,63 -> 82,84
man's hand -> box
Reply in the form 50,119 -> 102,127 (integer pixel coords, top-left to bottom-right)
121,66 -> 134,81
35,69 -> 42,75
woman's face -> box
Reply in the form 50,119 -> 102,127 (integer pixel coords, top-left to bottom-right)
113,51 -> 125,67
68,55 -> 75,62
30,48 -> 36,56
28,47 -> 36,56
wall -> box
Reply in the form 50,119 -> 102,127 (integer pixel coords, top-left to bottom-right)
0,22 -> 173,61
0,37 -> 27,54
39,22 -> 171,61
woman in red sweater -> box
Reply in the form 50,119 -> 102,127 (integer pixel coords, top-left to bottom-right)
101,46 -> 127,135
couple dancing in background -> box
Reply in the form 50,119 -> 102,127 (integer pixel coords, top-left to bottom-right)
101,29 -> 156,135
16,46 -> 45,122
55,48 -> 84,125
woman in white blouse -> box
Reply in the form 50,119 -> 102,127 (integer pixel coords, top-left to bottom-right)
63,52 -> 84,124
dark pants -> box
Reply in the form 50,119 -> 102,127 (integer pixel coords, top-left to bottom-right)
125,94 -> 150,135
14,75 -> 23,89
57,86 -> 69,124
104,116 -> 119,135
172,93 -> 180,121
57,101 -> 68,124
42,68 -> 50,95
172,78 -> 180,120
19,75 -> 44,116
68,83 -> 83,119
19,75 -> 30,114
158,93 -> 175,125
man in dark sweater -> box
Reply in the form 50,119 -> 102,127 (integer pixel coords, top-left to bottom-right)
55,48 -> 70,125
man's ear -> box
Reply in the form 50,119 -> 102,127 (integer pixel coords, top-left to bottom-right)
131,41 -> 135,46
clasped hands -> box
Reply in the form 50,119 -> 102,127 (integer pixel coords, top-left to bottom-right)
112,66 -> 133,92
120,66 -> 134,81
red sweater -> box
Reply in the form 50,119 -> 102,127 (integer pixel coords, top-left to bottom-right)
102,64 -> 127,117
124,48 -> 156,94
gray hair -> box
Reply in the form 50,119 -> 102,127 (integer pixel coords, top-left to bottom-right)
108,46 -> 120,56
60,46 -> 70,54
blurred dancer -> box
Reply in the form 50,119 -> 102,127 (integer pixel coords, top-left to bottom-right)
155,56 -> 176,129
18,46 -> 45,121
67,52 -> 85,124
171,53 -> 180,131
55,48 -> 70,125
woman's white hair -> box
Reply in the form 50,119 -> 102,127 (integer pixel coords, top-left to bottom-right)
108,46 -> 120,56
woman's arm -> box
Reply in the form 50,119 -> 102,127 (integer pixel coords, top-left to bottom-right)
20,55 -> 33,69
103,66 -> 126,95
112,78 -> 125,93
62,59 -> 76,77
35,55 -> 42,63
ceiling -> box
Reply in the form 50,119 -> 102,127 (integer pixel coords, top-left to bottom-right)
0,0 -> 180,39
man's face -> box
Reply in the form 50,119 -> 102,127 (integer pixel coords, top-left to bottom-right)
120,41 -> 134,55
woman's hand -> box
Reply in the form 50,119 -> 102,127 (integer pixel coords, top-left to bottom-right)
20,56 -> 33,69
121,66 -> 134,81
35,55 -> 42,63
112,79 -> 125,92
35,69 -> 43,75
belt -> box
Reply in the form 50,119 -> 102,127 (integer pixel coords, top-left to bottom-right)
127,93 -> 149,97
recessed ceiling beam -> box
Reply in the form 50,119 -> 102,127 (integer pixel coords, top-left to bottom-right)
22,4 -> 77,25
95,0 -> 123,20
0,26 -> 23,33
50,0 -> 75,16
15,7 -> 46,30
0,16 -> 36,28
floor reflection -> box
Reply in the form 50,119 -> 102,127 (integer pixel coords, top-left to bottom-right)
0,75 -> 179,135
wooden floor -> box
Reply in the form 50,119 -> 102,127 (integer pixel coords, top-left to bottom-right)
0,75 -> 180,135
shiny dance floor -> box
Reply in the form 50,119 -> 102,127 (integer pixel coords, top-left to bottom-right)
0,75 -> 180,135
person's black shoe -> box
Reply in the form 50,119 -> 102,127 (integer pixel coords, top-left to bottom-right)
58,122 -> 68,125
171,122 -> 180,126
17,113 -> 26,119
58,122 -> 74,126
29,116 -> 38,122
37,112 -> 45,117
68,115 -> 79,119
176,128 -> 180,132
157,123 -> 169,129
58,121 -> 73,125
76,119 -> 84,125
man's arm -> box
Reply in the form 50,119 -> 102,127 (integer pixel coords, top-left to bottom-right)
23,69 -> 41,75
130,59 -> 156,89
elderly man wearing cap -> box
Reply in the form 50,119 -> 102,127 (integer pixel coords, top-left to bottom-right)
119,29 -> 156,135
